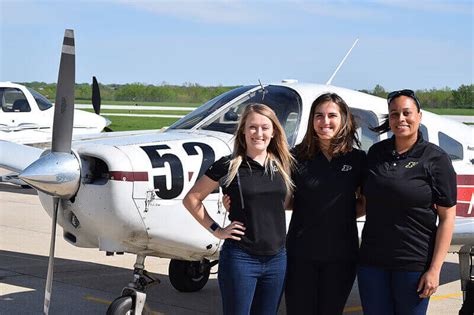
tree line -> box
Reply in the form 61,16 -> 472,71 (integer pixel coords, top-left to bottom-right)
361,84 -> 473,108
22,82 -> 473,108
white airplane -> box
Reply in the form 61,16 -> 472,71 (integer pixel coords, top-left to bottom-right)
0,80 -> 110,145
1,30 -> 473,315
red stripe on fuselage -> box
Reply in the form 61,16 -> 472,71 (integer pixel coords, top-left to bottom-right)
457,203 -> 473,217
109,171 -> 148,182
457,174 -> 474,185
458,187 -> 473,202
456,175 -> 473,217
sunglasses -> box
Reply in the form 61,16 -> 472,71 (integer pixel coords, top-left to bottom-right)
387,89 -> 421,110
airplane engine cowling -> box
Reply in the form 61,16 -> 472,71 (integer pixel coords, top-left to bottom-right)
39,143 -> 150,252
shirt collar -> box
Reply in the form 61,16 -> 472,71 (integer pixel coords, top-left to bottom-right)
385,131 -> 425,159
244,156 -> 266,169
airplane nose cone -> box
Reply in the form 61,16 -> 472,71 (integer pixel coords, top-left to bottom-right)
19,152 -> 80,199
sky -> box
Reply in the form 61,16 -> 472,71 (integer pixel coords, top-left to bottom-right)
0,0 -> 472,91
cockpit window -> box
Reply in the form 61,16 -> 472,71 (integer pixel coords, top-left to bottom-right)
169,85 -> 256,130
28,88 -> 53,111
199,85 -> 302,147
0,88 -> 31,112
351,108 -> 379,152
438,132 -> 463,161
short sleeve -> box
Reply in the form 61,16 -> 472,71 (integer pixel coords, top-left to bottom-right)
205,155 -> 230,182
429,152 -> 457,207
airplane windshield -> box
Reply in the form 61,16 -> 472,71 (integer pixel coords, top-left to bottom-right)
169,85 -> 257,130
28,88 -> 53,111
199,85 -> 302,146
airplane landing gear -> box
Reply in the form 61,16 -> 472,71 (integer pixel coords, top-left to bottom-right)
459,245 -> 474,315
168,259 -> 217,292
107,255 -> 159,315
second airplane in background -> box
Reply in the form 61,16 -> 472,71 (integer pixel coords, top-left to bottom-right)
0,80 -> 110,145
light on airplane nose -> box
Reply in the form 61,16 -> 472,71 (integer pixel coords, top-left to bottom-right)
71,212 -> 80,228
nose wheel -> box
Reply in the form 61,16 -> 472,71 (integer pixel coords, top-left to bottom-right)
106,255 -> 159,315
168,259 -> 216,292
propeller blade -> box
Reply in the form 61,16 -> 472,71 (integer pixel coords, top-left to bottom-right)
92,76 -> 101,115
43,198 -> 60,315
52,29 -> 75,153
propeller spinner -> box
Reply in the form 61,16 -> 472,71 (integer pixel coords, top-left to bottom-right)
19,29 -> 80,315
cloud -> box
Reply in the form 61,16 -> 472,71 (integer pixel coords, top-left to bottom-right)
115,0 -> 473,26
290,1 -> 384,20
373,0 -> 472,15
116,0 -> 269,24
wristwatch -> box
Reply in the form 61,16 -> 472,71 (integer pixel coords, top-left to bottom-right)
209,222 -> 220,233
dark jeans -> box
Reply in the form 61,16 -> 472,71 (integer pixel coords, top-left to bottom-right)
218,241 -> 287,315
357,265 -> 430,315
285,257 -> 356,314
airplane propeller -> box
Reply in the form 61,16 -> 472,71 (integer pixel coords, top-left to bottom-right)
19,29 -> 80,315
92,76 -> 101,115
92,76 -> 113,132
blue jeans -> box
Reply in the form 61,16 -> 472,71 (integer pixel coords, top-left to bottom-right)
285,258 -> 356,314
218,241 -> 287,315
358,265 -> 430,315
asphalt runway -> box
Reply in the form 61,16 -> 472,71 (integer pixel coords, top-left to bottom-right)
0,179 -> 464,314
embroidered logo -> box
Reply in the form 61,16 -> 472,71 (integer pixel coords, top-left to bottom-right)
341,165 -> 352,171
405,161 -> 418,168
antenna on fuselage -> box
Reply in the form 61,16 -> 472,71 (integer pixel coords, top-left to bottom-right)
258,79 -> 266,101
325,38 -> 359,85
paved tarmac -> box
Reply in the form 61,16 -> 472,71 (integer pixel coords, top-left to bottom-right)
0,177 -> 465,314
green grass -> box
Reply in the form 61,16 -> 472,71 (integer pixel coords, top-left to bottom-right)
77,100 -> 200,107
83,109 -> 191,115
108,116 -> 180,131
94,105 -> 473,132
424,108 -> 474,115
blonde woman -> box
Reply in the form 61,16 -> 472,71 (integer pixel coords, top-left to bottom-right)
183,103 -> 294,315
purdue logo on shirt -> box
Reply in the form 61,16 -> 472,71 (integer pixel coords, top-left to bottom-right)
341,165 -> 352,172
405,161 -> 418,168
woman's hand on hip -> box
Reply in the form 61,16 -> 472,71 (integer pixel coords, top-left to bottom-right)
214,221 -> 245,240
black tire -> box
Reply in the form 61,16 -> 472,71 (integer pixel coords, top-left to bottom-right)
168,259 -> 211,292
106,296 -> 133,315
459,280 -> 474,315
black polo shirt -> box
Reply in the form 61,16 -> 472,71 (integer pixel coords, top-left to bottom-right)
286,149 -> 366,262
359,134 -> 457,271
205,155 -> 287,256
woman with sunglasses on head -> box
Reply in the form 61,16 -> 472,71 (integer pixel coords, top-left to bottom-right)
358,89 -> 457,315
285,93 -> 366,315
183,103 -> 294,315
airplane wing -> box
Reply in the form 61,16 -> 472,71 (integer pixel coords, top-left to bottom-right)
0,129 -> 165,174
453,217 -> 474,247
0,140 -> 44,173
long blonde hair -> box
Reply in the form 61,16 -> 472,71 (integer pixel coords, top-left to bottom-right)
223,103 -> 294,193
